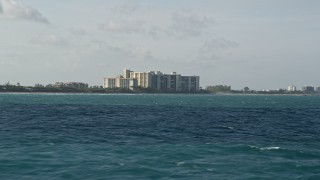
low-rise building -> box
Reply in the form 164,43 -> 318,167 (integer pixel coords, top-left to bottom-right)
52,82 -> 88,89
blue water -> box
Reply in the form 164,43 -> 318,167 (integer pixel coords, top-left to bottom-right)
0,93 -> 320,179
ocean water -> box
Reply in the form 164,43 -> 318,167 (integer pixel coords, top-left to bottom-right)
0,93 -> 320,179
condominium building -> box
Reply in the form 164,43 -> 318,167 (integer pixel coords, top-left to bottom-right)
150,71 -> 163,90
302,86 -> 315,93
181,76 -> 200,92
129,71 -> 152,88
113,69 -> 200,92
104,78 -> 116,88
124,69 -> 132,79
103,76 -> 137,90
287,85 -> 297,92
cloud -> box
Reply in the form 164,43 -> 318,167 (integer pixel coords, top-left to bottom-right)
202,39 -> 239,50
0,0 -> 48,23
98,44 -> 157,61
86,40 -> 156,60
99,20 -> 144,34
110,0 -> 140,15
199,38 -> 239,60
0,2 -> 3,13
129,47 -> 155,60
169,12 -> 214,37
99,20 -> 163,39
98,11 -> 215,40
69,27 -> 88,36
31,34 -> 70,47
0,50 -> 19,58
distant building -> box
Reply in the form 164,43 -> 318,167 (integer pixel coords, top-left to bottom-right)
103,75 -> 137,90
104,78 -> 116,88
181,76 -> 200,92
64,82 -> 88,89
302,86 -> 315,93
145,70 -> 199,92
52,82 -> 88,89
52,82 -> 64,88
150,71 -> 163,90
104,69 -> 200,92
123,69 -> 132,79
287,85 -> 297,92
129,71 -> 152,88
316,86 -> 320,93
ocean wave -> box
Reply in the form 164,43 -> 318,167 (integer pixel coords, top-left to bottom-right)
248,145 -> 283,151
260,147 -> 282,151
221,126 -> 235,130
215,125 -> 235,130
176,162 -> 185,166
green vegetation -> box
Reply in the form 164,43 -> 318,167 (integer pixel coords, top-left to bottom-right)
0,82 -> 131,93
0,83 -> 202,94
0,82 -> 316,95
206,85 -> 231,93
205,85 -> 313,95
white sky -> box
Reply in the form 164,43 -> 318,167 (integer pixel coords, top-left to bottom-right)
1,0 -> 320,90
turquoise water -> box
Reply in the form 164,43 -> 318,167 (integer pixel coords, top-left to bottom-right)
0,94 -> 320,179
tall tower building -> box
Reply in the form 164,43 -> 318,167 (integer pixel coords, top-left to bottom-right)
124,69 -> 132,79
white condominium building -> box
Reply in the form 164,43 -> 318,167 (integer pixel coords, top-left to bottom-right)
103,76 -> 137,90
287,85 -> 297,92
104,69 -> 200,92
129,71 -> 152,88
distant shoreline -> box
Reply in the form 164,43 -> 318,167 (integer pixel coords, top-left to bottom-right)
0,91 -> 317,96
0,85 -> 317,95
